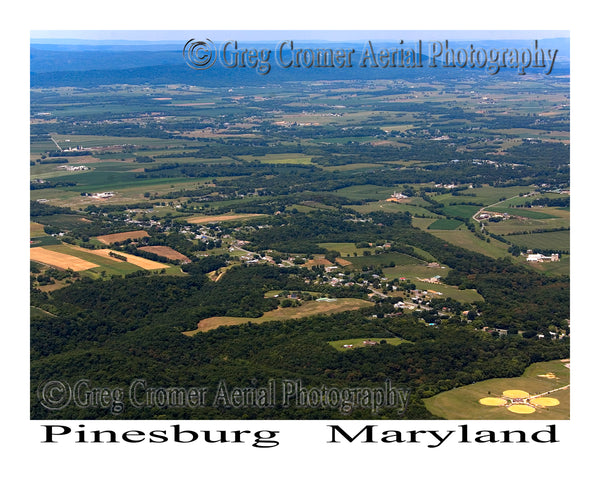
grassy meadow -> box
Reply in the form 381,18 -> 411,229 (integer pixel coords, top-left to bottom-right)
424,359 -> 570,420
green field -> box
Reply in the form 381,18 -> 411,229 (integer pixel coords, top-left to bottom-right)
486,206 -> 558,219
318,242 -> 375,257
30,178 -> 209,207
328,337 -> 411,351
31,161 -> 134,180
426,229 -> 511,259
485,220 -> 567,235
503,193 -> 568,207
45,169 -> 198,191
407,245 -> 439,263
434,185 -> 534,206
408,281 -> 484,302
484,205 -> 570,235
30,222 -> 47,237
424,359 -> 570,420
427,218 -> 463,230
349,252 -> 423,269
382,263 -> 449,281
411,217 -> 439,229
50,134 -> 189,149
332,185 -> 395,201
441,204 -> 481,219
508,230 -> 570,251
30,236 -> 62,247
30,214 -> 92,231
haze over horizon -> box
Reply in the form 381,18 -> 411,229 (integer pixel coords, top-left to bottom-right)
30,30 -> 569,44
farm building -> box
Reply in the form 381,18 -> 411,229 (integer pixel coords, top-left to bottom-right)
92,191 -> 115,199
386,191 -> 409,202
59,165 -> 89,171
526,253 -> 560,262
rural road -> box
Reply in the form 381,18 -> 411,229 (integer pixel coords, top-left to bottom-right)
50,136 -> 63,152
529,384 -> 570,399
472,194 -> 525,224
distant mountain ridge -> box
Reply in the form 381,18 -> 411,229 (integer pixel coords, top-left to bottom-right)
30,38 -> 570,87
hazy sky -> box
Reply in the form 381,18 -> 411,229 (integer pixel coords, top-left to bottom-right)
30,30 -> 569,43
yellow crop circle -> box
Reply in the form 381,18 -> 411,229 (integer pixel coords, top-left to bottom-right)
479,397 -> 508,406
502,390 -> 530,399
507,404 -> 536,414
530,397 -> 560,407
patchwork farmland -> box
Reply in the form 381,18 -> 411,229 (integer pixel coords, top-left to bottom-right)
30,244 -> 169,275
80,248 -> 169,270
30,43 -> 570,425
30,246 -> 99,271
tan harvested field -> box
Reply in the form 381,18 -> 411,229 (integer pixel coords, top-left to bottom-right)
96,230 -> 150,244
86,249 -> 168,270
30,246 -> 99,271
187,213 -> 266,224
304,256 -> 333,267
335,257 -> 353,266
184,298 -> 372,335
30,222 -> 46,237
138,246 -> 191,263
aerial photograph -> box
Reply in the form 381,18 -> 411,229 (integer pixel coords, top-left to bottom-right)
29,30 -> 570,421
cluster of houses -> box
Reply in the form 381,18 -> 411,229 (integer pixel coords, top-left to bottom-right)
482,326 -> 508,336
392,289 -> 443,312
480,326 -> 566,340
